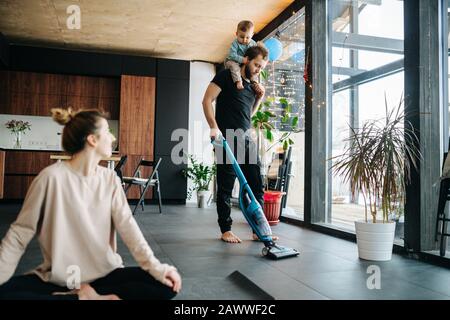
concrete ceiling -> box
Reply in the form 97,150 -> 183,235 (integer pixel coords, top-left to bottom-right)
0,0 -> 295,63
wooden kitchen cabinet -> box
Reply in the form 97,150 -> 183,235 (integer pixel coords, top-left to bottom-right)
119,75 -> 156,200
3,151 -> 59,200
0,71 -> 120,119
119,75 -> 155,158
3,176 -> 37,199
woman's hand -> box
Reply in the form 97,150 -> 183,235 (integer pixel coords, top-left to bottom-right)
162,268 -> 182,293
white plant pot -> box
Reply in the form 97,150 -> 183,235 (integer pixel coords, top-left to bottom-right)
197,190 -> 210,208
355,220 -> 396,261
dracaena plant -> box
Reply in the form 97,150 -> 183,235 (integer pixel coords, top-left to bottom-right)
330,94 -> 421,223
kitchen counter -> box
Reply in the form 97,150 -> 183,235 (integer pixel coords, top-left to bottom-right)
50,155 -> 122,169
0,147 -> 119,154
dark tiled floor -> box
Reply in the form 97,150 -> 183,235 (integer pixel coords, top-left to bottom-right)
0,203 -> 450,300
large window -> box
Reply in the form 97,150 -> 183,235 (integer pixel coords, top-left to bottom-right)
442,0 -> 450,256
261,9 -> 306,221
327,0 -> 405,244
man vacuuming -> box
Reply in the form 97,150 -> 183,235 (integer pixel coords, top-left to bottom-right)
202,45 -> 278,244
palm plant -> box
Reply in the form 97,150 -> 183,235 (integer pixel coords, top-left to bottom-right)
331,94 -> 421,223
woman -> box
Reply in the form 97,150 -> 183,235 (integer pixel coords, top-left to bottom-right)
0,108 -> 181,300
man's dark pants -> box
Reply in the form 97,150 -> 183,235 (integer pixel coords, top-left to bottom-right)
215,136 -> 264,234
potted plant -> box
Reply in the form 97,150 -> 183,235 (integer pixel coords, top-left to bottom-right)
5,119 -> 32,149
331,95 -> 421,261
183,154 -> 216,208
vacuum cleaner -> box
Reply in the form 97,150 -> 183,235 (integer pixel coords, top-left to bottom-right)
212,135 -> 299,260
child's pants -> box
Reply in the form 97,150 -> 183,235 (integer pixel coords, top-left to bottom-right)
224,60 -> 242,84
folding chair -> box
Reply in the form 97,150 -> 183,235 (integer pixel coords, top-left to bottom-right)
267,147 -> 294,212
123,158 -> 163,215
114,155 -> 128,187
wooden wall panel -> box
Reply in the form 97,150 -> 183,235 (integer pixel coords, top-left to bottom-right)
98,97 -> 120,119
67,75 -> 100,97
7,93 -> 37,115
0,71 -> 120,119
99,77 -> 120,98
119,75 -> 155,157
37,94 -> 67,116
41,73 -> 67,95
66,95 -> 99,110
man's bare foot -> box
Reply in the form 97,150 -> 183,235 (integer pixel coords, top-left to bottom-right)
221,231 -> 242,243
64,284 -> 120,300
236,81 -> 244,90
252,233 -> 279,241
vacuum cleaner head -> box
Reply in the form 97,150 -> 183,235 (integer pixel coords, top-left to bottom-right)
262,244 -> 300,260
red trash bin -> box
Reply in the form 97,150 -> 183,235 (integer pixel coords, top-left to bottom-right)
263,191 -> 285,226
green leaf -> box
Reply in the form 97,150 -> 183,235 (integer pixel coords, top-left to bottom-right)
264,129 -> 273,142
266,97 -> 275,104
264,111 -> 276,118
260,69 -> 268,80
283,140 -> 288,150
292,116 -> 299,127
279,98 -> 288,106
263,123 -> 274,130
256,111 -> 264,120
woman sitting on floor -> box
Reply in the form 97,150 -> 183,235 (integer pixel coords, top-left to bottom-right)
0,107 -> 181,300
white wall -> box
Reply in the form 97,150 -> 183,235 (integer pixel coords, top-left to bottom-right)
187,61 -> 216,203
0,114 -> 118,151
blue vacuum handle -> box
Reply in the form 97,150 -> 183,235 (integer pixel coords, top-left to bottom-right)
211,136 -> 249,186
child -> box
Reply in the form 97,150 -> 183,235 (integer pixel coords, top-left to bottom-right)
225,20 -> 257,90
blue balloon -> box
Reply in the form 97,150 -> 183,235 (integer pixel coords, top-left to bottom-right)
263,37 -> 283,61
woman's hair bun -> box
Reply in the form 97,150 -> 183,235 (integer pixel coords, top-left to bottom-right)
51,107 -> 77,125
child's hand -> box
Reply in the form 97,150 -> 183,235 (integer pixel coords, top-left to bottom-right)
242,57 -> 248,65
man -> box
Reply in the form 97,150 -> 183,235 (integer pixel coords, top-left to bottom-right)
202,45 -> 273,243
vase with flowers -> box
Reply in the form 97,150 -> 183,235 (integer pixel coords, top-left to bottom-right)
5,120 -> 32,149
